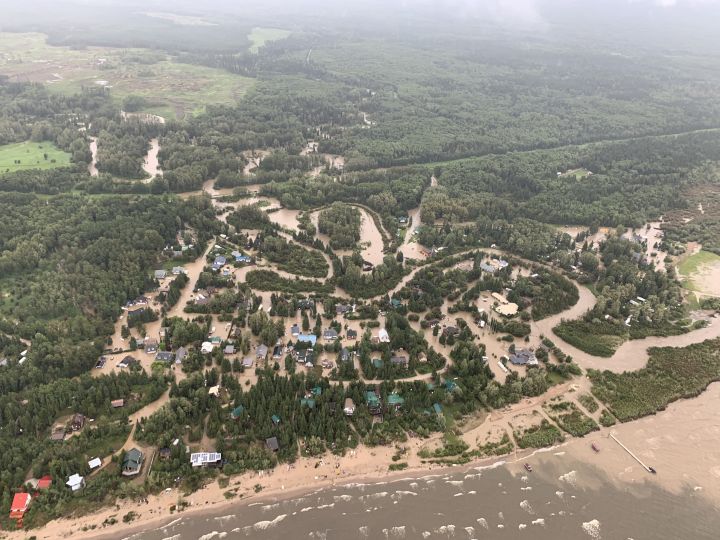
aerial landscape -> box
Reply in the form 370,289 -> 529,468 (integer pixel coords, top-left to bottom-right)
0,0 -> 720,538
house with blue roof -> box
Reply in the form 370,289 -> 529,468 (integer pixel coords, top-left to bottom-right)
297,334 -> 317,346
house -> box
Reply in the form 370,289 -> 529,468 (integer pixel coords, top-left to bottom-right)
154,269 -> 167,280
479,262 -> 497,274
298,334 -> 317,346
71,413 -> 85,431
242,357 -> 254,368
144,339 -> 159,353
296,348 -> 315,366
491,292 -> 508,304
224,344 -> 236,355
433,403 -> 443,415
272,344 -> 284,359
95,356 -> 107,369
390,354 -> 408,368
121,448 -> 144,476
50,427 -> 66,441
208,385 -> 221,397
365,391 -> 381,413
266,437 -> 279,452
509,349 -> 539,366
190,452 -> 222,467
209,336 -> 223,345
372,357 -> 383,369
390,298 -> 402,309
377,329 -> 390,343
347,328 -> 358,340
155,351 -> 175,363
388,393 -> 405,411
290,323 -> 300,337
117,355 -> 138,369
66,474 -> 85,492
271,414 -> 281,425
398,216 -> 409,228
323,328 -> 338,341
336,304 -> 352,315
212,255 -> 227,271
36,475 -> 52,490
172,266 -> 186,275
88,457 -> 102,470
300,397 -> 316,409
256,344 -> 268,359
444,379 -> 459,392
10,493 -> 31,522
442,326 -> 460,337
175,347 -> 188,363
111,398 -> 125,408
343,398 -> 356,416
230,405 -> 245,420
340,347 -> 351,363
362,260 -> 374,272
158,447 -> 172,460
201,341 -> 214,354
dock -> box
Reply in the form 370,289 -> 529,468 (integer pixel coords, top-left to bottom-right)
609,433 -> 654,473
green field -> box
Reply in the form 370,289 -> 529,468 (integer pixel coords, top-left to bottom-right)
0,141 -> 71,174
248,27 -> 291,53
559,168 -> 592,179
0,32 -> 255,119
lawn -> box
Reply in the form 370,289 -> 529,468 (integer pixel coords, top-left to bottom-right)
248,27 -> 291,53
0,141 -> 71,174
0,32 -> 255,119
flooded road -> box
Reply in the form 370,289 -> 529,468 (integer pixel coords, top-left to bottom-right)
142,138 -> 162,179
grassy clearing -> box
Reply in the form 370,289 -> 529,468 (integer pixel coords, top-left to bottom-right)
589,338 -> 720,422
559,167 -> 592,179
678,250 -> 720,292
248,27 -> 291,53
544,399 -> 599,437
513,419 -> 565,449
0,32 -> 254,119
0,141 -> 71,173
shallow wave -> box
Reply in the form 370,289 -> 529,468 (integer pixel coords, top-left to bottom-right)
582,519 -> 602,538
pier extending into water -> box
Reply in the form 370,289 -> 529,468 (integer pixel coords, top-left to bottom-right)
610,433 -> 654,473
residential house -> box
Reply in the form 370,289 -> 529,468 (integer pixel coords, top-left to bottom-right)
10,493 -> 31,523
201,341 -> 214,354
144,339 -> 159,353
271,414 -> 281,425
365,390 -> 381,414
390,354 -> 408,368
88,457 -> 102,470
154,269 -> 167,280
224,344 -> 236,355
335,304 -> 352,315
208,385 -> 220,397
266,437 -> 279,452
190,452 -> 222,467
388,393 -> 405,411
242,357 -> 254,368
397,216 -> 409,228
340,347 -> 351,363
323,328 -> 338,341
256,344 -> 268,359
50,427 -> 65,441
209,336 -> 223,345
494,303 -> 519,317
272,344 -> 284,359
111,398 -> 125,408
509,349 -> 539,366
298,334 -> 317,346
122,448 -> 144,476
290,323 -> 300,337
155,351 -> 175,363
175,347 -> 188,363
442,326 -> 459,337
36,476 -> 52,491
117,355 -> 138,369
230,405 -> 245,420
343,398 -> 356,416
66,474 -> 85,492
295,348 -> 315,366
377,329 -> 390,343
95,356 -> 107,369
70,413 -> 85,431
347,328 -> 358,340
362,260 -> 374,272
172,266 -> 186,275
158,448 -> 172,461
300,397 -> 316,409
479,262 -> 497,274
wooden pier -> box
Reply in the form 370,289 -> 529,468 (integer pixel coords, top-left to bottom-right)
609,433 -> 654,473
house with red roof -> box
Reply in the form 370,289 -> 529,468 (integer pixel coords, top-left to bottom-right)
36,475 -> 52,490
10,492 -> 31,524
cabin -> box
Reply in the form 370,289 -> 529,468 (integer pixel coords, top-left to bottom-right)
256,344 -> 268,359
343,398 -> 356,416
121,448 -> 144,476
10,493 -> 31,524
71,413 -> 85,431
509,349 -> 539,366
190,452 -> 222,468
155,351 -> 175,363
266,437 -> 280,452
323,328 -> 338,341
66,474 -> 85,492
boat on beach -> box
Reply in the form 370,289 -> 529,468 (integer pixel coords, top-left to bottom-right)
524,463 -> 533,472
591,443 -> 600,452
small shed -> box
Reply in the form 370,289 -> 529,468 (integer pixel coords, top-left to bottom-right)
266,437 -> 279,452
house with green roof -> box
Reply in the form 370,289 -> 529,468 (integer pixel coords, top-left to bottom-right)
121,448 -> 144,477
300,398 -> 316,409
271,414 -> 281,425
230,405 -> 245,420
388,393 -> 404,411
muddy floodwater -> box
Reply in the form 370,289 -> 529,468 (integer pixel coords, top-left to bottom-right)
103,384 -> 720,540
88,136 -> 98,177
142,138 -> 162,179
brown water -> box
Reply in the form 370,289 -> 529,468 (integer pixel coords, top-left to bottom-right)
88,137 -> 99,177
142,138 -> 162,179
106,385 -> 720,540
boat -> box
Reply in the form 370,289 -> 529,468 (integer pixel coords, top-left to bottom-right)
648,466 -> 657,474
524,463 -> 533,473
591,443 -> 600,453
